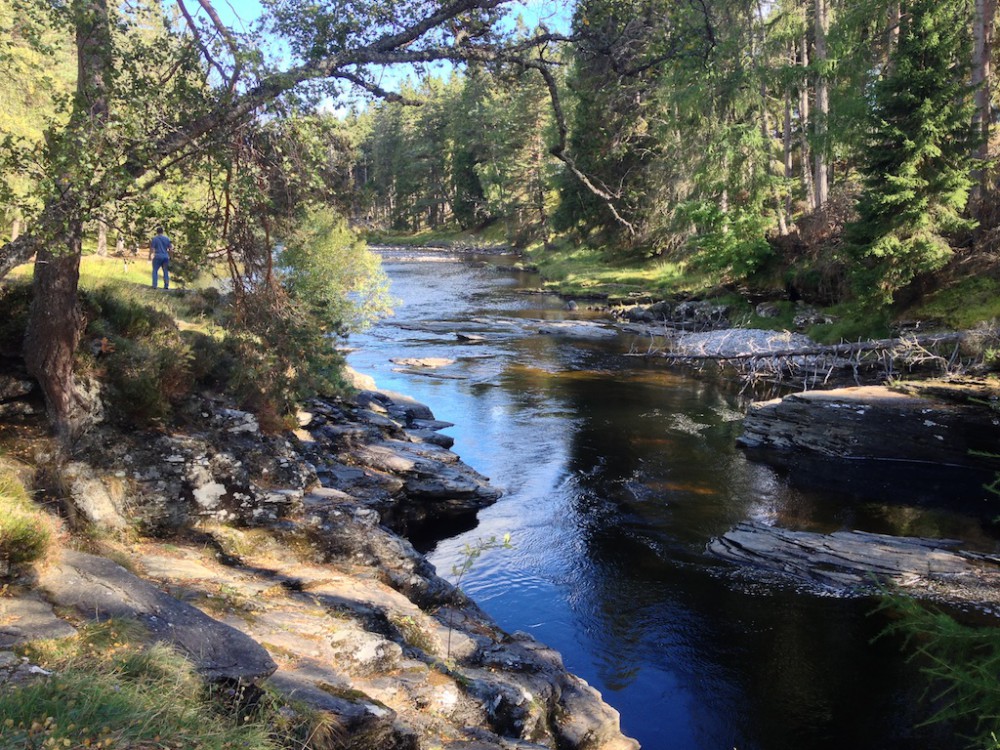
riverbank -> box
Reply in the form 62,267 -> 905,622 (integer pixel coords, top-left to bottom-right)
0,373 -> 638,750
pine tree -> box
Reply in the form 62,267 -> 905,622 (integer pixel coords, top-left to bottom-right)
847,0 -> 976,304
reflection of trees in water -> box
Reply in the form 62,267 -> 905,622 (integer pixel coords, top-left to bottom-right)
494,351 -> 956,749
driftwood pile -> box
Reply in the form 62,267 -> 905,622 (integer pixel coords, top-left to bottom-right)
630,328 -> 987,390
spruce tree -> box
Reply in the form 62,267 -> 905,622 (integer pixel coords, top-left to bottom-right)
847,0 -> 976,304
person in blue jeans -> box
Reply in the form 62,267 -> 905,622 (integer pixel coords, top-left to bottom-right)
149,226 -> 172,289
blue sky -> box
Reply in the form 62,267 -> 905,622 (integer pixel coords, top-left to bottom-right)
213,0 -> 572,36
193,0 -> 572,108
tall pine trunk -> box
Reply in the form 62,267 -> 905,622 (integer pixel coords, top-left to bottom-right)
799,32 -> 815,211
973,0 -> 996,201
813,0 -> 829,209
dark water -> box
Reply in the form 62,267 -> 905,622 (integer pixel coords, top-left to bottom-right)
347,248 -> 994,750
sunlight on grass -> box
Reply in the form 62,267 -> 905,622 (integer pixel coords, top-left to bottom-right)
7,622 -> 281,750
911,275 -> 1000,330
526,242 -> 717,298
12,255 -> 226,292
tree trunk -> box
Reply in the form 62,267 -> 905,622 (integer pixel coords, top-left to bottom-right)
973,0 -> 996,200
887,2 -> 901,61
799,32 -> 815,212
24,0 -> 113,443
813,0 -> 829,209
783,89 -> 794,218
10,216 -> 21,243
96,217 -> 108,256
25,220 -> 89,444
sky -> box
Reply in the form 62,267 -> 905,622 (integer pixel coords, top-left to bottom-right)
213,0 -> 572,37
191,0 -> 572,110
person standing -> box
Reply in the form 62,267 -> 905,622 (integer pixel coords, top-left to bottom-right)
149,226 -> 172,289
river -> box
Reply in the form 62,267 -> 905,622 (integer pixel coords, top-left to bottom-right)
347,247 -> 985,750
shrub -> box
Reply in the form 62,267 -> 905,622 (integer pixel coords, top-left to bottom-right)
677,200 -> 775,279
82,285 -> 194,424
279,208 -> 392,333
95,328 -> 194,424
222,301 -> 348,429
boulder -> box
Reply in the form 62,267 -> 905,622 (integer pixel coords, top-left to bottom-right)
554,675 -> 640,750
62,461 -> 127,528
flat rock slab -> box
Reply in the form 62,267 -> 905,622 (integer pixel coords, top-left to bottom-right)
39,550 -> 276,681
389,357 -> 456,369
708,521 -> 1000,604
738,385 -> 1000,470
0,595 -> 77,648
534,321 -> 618,339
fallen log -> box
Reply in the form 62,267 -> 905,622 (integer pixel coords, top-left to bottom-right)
708,521 -> 1000,606
651,331 -> 965,361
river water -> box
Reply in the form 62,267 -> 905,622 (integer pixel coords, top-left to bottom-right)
347,248 -> 991,750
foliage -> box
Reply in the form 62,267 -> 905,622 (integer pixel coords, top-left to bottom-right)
846,0 -> 977,305
355,60 -> 557,244
279,208 -> 391,334
805,309 -> 893,345
525,239 -> 713,298
908,275 -> 1000,331
82,283 -> 195,424
0,279 -> 31,353
219,304 -> 348,431
0,462 -> 51,571
879,595 -> 1000,749
676,199 -> 774,278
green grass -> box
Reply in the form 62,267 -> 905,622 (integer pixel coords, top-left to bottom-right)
523,241 -> 718,298
6,620 -> 345,750
0,463 -> 52,570
364,222 -> 509,247
908,275 -> 1000,330
6,621 -> 283,750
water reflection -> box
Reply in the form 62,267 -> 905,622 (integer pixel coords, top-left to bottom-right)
348,249 -> 981,750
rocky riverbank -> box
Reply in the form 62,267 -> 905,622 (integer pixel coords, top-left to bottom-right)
0,374 -> 638,750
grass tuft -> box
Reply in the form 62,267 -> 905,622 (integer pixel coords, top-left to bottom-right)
0,463 -> 53,572
7,621 -> 280,750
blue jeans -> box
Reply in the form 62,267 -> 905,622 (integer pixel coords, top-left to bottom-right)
152,256 -> 169,289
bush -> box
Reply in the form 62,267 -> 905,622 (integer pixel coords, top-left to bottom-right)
222,299 -> 348,430
279,208 -> 391,333
82,285 -> 194,424
100,331 -> 194,422
677,200 -> 775,279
